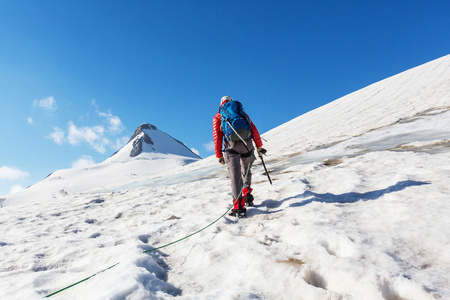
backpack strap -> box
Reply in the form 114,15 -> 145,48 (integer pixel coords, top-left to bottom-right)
219,103 -> 233,120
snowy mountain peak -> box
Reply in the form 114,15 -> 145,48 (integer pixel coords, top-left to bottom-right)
110,123 -> 201,161
3,122 -> 201,206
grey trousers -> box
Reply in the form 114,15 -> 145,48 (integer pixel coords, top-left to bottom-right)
223,139 -> 255,200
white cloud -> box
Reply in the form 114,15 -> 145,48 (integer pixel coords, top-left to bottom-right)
48,122 -> 112,154
68,121 -> 102,143
27,117 -> 33,125
112,136 -> 129,151
9,184 -> 26,194
72,155 -> 96,168
47,102 -> 126,154
203,141 -> 215,152
67,122 -> 113,154
49,127 -> 65,145
0,166 -> 29,181
34,96 -> 57,111
93,137 -> 110,154
99,112 -> 124,133
91,99 -> 99,110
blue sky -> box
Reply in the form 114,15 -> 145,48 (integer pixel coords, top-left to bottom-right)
1,0 -> 449,196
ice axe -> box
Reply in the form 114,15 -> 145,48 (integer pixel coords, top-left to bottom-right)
258,149 -> 272,185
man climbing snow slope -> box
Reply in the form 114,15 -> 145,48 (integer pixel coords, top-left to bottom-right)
213,96 -> 266,218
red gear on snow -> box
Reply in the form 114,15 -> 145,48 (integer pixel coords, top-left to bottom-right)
232,197 -> 246,210
243,187 -> 253,197
232,187 -> 253,210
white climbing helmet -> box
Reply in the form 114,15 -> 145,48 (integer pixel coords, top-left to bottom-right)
220,96 -> 232,105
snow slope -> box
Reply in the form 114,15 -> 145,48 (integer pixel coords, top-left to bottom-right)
0,55 -> 449,300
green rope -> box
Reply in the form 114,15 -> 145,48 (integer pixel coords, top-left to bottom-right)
43,263 -> 120,298
143,148 -> 254,253
44,149 -> 254,297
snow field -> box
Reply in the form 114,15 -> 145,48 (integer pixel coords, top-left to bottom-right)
2,126 -> 448,299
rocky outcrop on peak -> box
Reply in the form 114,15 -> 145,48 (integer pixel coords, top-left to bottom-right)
129,123 -> 158,143
129,124 -> 156,157
130,131 -> 155,157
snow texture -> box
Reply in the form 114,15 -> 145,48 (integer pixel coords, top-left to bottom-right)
0,54 -> 449,299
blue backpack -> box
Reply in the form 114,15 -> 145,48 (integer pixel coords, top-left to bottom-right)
219,101 -> 252,142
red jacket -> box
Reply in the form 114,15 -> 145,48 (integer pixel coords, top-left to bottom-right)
213,111 -> 263,158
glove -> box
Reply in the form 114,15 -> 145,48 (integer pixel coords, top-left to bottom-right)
218,157 -> 225,165
257,147 -> 267,157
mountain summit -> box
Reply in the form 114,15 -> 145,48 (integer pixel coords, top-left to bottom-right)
3,123 -> 201,206
109,123 -> 201,161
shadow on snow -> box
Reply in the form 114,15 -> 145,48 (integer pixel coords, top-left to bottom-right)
287,180 -> 430,207
250,180 -> 430,216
